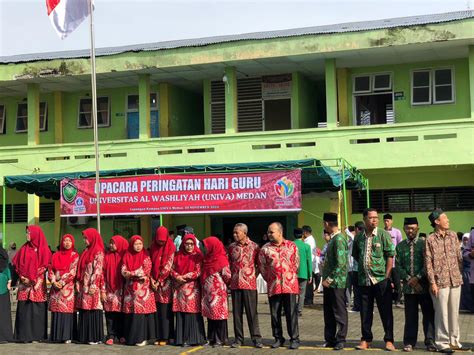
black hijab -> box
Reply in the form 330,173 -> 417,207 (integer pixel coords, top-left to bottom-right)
0,246 -> 8,273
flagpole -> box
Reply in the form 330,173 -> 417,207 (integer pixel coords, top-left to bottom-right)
88,0 -> 101,233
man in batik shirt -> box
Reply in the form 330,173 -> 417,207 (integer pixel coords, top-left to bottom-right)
228,223 -> 263,349
320,213 -> 348,351
259,222 -> 300,350
352,208 -> 395,351
396,217 -> 435,352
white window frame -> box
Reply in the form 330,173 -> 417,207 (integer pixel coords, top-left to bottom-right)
0,104 -> 5,134
411,69 -> 432,106
78,96 -> 110,129
126,93 -> 158,113
411,68 -> 455,106
353,75 -> 372,94
15,102 -> 48,133
372,73 -> 392,91
433,68 -> 455,104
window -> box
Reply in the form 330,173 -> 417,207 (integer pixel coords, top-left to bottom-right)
353,73 -> 391,94
411,68 -> 454,105
78,97 -> 110,128
39,203 -> 55,222
127,93 -> 158,112
352,187 -> 474,213
353,76 -> 371,93
15,102 -> 48,133
0,104 -> 5,134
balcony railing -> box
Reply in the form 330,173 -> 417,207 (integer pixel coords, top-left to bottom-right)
0,118 -> 472,180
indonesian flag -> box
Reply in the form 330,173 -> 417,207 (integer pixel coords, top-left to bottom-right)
46,0 -> 93,39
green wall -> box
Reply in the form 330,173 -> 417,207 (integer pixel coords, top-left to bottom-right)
348,58 -> 470,124
169,85 -> 203,137
292,72 -> 319,129
301,192 -> 338,247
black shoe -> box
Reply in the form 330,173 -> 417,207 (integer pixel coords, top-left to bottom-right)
254,341 -> 264,348
439,348 -> 454,354
231,342 -> 242,348
289,341 -> 299,350
181,343 -> 190,348
271,339 -> 285,348
320,342 -> 336,348
334,342 -> 345,351
213,342 -> 223,348
298,311 -> 303,317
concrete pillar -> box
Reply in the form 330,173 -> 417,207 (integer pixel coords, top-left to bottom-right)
336,68 -> 349,126
325,59 -> 338,128
291,72 -> 300,129
158,83 -> 170,137
224,67 -> 237,134
469,46 -> 474,119
203,79 -> 212,134
138,74 -> 151,139
54,91 -> 63,143
27,83 -> 40,145
27,194 -> 40,225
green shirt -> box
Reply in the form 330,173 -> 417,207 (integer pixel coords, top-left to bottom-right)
395,237 -> 428,294
352,227 -> 395,286
0,267 -> 11,295
322,232 -> 348,288
294,238 -> 312,280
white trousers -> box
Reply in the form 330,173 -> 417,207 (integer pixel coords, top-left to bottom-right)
431,286 -> 462,350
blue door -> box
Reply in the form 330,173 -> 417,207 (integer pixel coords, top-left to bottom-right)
127,110 -> 160,139
150,110 -> 159,138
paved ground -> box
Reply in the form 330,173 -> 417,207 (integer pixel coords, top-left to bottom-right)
4,293 -> 474,354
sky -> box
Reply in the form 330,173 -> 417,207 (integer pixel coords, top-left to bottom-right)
0,0 -> 471,57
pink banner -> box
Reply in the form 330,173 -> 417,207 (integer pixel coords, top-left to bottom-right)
60,170 -> 301,216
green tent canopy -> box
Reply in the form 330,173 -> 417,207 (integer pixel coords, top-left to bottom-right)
4,158 -> 368,200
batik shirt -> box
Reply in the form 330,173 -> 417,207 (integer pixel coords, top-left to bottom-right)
322,232 -> 348,288
76,252 -> 104,311
201,265 -> 231,320
395,237 -> 427,294
153,252 -> 174,304
425,230 -> 462,288
171,259 -> 202,313
122,257 -> 157,314
17,267 -> 47,302
228,239 -> 260,290
352,227 -> 395,286
48,252 -> 79,313
258,239 -> 300,297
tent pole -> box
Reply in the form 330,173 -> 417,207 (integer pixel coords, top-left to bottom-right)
341,160 -> 348,227
366,178 -> 370,208
2,180 -> 6,248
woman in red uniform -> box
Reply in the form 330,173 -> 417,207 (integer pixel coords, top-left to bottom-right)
150,226 -> 176,345
102,235 -> 128,345
76,228 -> 105,345
12,225 -> 52,343
200,236 -> 231,347
48,234 -> 79,343
122,235 -> 156,346
172,234 -> 205,347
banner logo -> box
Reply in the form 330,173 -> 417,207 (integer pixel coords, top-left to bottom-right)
274,176 -> 294,199
62,182 -> 78,203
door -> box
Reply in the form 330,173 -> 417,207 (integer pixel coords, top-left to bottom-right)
127,111 -> 139,139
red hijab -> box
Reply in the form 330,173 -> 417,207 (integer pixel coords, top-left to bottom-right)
150,226 -> 176,280
104,235 -> 129,291
12,225 -> 52,281
174,234 -> 202,275
201,236 -> 229,282
51,234 -> 78,275
122,235 -> 149,272
77,228 -> 105,280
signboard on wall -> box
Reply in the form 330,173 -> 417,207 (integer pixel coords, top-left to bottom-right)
60,170 -> 302,216
262,74 -> 292,99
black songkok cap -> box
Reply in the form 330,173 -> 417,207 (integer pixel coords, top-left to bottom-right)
428,209 -> 444,224
323,212 -> 338,223
403,217 -> 418,225
383,214 -> 393,220
176,224 -> 187,232
293,228 -> 303,238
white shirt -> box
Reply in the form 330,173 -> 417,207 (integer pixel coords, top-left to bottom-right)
304,234 -> 319,274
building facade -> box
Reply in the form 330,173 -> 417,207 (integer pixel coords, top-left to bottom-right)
0,11 -> 473,249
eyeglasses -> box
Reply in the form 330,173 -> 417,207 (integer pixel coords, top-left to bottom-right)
184,243 -> 194,246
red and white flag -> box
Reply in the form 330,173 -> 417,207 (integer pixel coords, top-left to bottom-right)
46,0 -> 93,39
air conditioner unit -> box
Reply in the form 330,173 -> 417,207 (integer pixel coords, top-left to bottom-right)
67,216 -> 89,226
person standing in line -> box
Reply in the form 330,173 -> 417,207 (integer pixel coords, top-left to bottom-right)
150,226 -> 176,345
459,233 -> 472,312
174,224 -> 186,250
293,228 -> 312,317
259,222 -> 300,350
383,214 -> 403,306
172,234 -> 206,347
320,213 -> 349,351
0,243 -> 13,343
76,228 -> 105,345
48,234 -> 79,344
7,242 -> 18,288
425,209 -> 464,353
396,217 -> 435,352
12,225 -> 52,343
228,223 -> 263,348
122,235 -> 156,346
352,208 -> 395,351
102,235 -> 129,345
345,226 -> 356,309
302,225 -> 318,305
462,228 -> 474,313
200,236 -> 231,347
350,222 -> 365,312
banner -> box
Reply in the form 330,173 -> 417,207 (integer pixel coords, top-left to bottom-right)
60,170 -> 301,216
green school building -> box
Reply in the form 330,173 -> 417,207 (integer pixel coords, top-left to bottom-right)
0,11 -> 473,249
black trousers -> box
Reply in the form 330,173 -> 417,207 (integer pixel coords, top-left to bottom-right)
207,319 -> 228,345
304,272 -> 320,305
403,293 -> 435,347
360,279 -> 394,342
105,312 -> 124,341
323,287 -> 348,344
351,271 -> 362,310
231,289 -> 262,344
268,294 -> 299,343
391,267 -> 402,303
